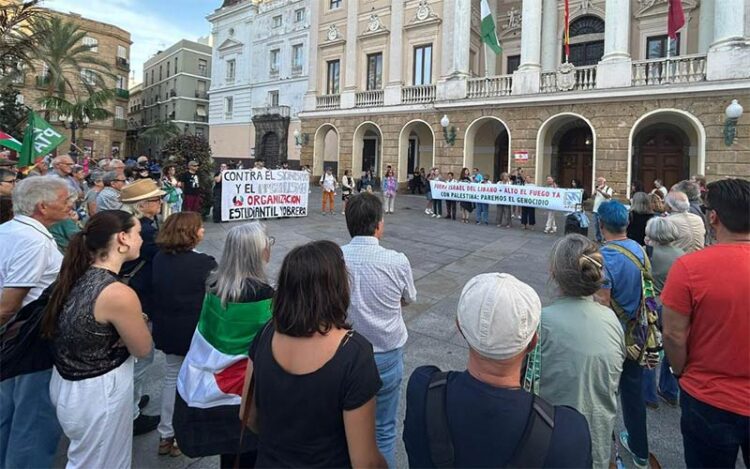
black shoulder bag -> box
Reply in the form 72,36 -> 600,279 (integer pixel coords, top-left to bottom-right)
425,370 -> 556,468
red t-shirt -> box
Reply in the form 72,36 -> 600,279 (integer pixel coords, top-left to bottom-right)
661,243 -> 750,416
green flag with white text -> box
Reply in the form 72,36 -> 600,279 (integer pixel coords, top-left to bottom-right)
481,0 -> 502,55
18,111 -> 66,168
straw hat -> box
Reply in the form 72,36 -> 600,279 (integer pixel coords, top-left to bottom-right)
120,178 -> 166,203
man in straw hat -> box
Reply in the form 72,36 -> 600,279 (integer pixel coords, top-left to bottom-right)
120,178 -> 166,436
403,273 -> 592,468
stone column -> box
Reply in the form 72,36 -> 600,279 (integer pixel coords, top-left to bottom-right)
340,0 -> 360,109
698,0 -> 715,54
303,4 -> 319,111
437,0 -> 471,100
385,0 -> 405,105
707,0 -> 750,80
512,0 -> 542,94
540,0 -> 558,72
596,0 -> 632,88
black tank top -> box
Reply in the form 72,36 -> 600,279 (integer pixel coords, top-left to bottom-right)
52,267 -> 130,380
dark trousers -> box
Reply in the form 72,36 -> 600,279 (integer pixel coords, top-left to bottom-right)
183,194 -> 202,212
212,191 -> 221,222
681,389 -> 749,468
620,358 -> 649,460
445,201 -> 457,219
521,207 -> 536,226
432,199 -> 443,216
220,450 -> 257,469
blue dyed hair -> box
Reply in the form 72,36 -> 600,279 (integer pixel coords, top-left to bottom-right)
598,200 -> 629,233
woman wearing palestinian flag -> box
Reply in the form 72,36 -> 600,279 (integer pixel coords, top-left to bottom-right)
173,222 -> 274,468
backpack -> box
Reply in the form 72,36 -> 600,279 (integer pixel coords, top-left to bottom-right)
603,243 -> 663,369
426,370 -> 555,468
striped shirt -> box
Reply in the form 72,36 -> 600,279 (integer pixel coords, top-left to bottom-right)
341,237 -> 417,353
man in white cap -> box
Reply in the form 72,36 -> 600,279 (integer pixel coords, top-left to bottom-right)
403,273 -> 592,468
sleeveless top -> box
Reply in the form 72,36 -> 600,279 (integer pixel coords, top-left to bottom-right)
52,267 -> 131,381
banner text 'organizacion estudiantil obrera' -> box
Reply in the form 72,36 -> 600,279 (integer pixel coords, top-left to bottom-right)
221,169 -> 310,221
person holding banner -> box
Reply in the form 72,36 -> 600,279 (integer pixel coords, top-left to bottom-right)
459,168 -> 474,224
496,172 -> 512,228
444,172 -> 457,221
320,167 -> 337,215
521,175 -> 536,230
473,169 -> 489,225
544,176 -> 559,234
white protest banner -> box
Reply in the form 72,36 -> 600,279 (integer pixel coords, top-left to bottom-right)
430,180 -> 583,212
221,169 -> 309,221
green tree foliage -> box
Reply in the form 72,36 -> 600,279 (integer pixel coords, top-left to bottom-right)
0,87 -> 28,136
161,134 -> 215,215
0,0 -> 50,85
139,120 -> 182,152
38,88 -> 114,123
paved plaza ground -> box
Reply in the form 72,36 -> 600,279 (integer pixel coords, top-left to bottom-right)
57,192 -> 685,468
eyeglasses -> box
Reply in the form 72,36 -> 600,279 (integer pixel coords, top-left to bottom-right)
268,236 -> 275,246
114,178 -> 127,182
59,162 -> 74,166
0,179 -> 15,185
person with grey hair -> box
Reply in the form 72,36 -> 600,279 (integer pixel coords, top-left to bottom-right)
641,216 -> 683,409
672,180 -> 703,217
627,192 -> 654,246
524,234 -> 625,469
665,191 -> 705,253
84,170 -> 105,216
50,155 -> 83,201
96,171 -> 126,211
174,221 -> 274,466
0,176 -> 73,468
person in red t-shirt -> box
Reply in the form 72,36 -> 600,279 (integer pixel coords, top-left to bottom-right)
661,178 -> 750,468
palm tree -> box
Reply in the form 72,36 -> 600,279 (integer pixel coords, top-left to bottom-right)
139,120 -> 182,150
32,16 -> 113,101
0,0 -> 50,85
38,89 -> 114,153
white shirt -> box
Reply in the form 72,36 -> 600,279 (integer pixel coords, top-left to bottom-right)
593,185 -> 613,213
341,237 -> 417,353
0,215 -> 63,307
321,174 -> 336,192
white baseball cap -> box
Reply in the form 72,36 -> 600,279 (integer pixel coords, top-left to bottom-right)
457,273 -> 542,360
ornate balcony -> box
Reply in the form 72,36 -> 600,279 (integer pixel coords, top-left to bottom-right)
116,57 -> 129,71
467,75 -> 513,98
113,118 -> 127,130
402,84 -> 436,104
316,94 -> 340,110
115,88 -> 129,100
252,105 -> 291,118
632,54 -> 707,87
541,64 -> 597,93
355,89 -> 384,108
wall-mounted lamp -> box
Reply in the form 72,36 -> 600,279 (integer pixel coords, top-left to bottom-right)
724,99 -> 743,146
293,129 -> 309,146
440,114 -> 457,146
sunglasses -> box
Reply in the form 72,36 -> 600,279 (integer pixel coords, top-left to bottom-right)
268,236 -> 275,246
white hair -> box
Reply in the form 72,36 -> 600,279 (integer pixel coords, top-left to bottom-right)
12,176 -> 69,216
646,217 -> 680,245
666,191 -> 690,213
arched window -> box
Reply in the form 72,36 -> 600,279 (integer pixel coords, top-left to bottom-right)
564,15 -> 605,66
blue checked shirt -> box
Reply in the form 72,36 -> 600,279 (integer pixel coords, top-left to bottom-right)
341,237 -> 417,353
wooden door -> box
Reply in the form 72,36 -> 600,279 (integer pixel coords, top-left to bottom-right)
493,132 -> 509,181
557,127 -> 593,190
637,130 -> 688,190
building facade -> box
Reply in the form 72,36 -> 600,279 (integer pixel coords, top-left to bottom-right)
299,0 -> 750,197
10,10 -> 132,159
208,0 -> 311,168
140,39 -> 212,158
126,82 -> 144,157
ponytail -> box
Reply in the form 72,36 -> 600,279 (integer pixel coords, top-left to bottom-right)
42,210 -> 136,338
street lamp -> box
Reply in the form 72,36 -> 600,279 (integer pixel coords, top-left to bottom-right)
723,99 -> 744,146
440,114 -> 457,146
58,114 -> 90,159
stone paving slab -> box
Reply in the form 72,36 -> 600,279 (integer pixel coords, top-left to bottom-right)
53,191 -> 686,468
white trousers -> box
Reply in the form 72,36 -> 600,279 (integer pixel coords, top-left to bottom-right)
545,211 -> 557,232
50,357 -> 134,469
157,353 -> 185,439
384,195 -> 396,213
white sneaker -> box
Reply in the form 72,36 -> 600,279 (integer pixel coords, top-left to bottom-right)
424,208 -> 430,215
435,214 -> 441,218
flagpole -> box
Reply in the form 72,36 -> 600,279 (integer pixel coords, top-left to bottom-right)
484,42 -> 490,77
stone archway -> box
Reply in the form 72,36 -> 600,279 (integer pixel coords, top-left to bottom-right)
464,116 -> 511,181
398,120 -> 435,182
628,109 -> 705,198
536,113 -> 597,193
352,122 -> 383,178
312,123 -> 340,178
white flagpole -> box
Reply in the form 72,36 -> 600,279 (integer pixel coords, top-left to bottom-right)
484,42 -> 490,77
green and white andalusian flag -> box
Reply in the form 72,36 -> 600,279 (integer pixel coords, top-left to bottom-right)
481,0 -> 502,55
0,131 -> 22,152
177,293 -> 272,408
18,111 -> 66,168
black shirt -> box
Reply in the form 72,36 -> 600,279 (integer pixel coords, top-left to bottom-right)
151,250 -> 217,355
121,216 -> 159,314
249,329 -> 382,468
627,212 -> 654,246
180,171 -> 201,196
403,366 -> 593,468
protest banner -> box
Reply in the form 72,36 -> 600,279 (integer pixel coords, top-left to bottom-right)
430,180 -> 583,212
221,169 -> 309,221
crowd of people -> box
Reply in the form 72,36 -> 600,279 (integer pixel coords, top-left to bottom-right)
0,146 -> 748,469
